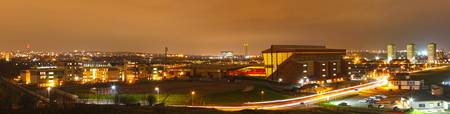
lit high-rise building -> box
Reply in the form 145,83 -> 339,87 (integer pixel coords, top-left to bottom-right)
406,43 -> 416,63
427,43 -> 437,63
387,44 -> 396,62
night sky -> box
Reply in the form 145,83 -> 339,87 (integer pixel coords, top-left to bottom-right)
1,0 -> 450,55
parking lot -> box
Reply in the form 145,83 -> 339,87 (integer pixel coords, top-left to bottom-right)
327,87 -> 412,110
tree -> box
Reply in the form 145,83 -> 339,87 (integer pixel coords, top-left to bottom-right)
146,95 -> 157,106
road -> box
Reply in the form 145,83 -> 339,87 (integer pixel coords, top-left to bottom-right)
171,76 -> 388,111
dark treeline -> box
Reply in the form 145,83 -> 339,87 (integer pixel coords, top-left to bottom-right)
0,60 -> 28,79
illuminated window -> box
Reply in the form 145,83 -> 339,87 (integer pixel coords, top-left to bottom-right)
348,62 -> 352,64
48,72 -> 54,75
322,69 -> 326,71
348,67 -> 352,69
333,74 -> 337,76
322,63 -> 326,66
333,62 -> 337,65
303,64 -> 307,67
333,68 -> 336,71
40,72 -> 46,75
348,72 -> 352,74
322,74 -> 326,77
303,70 -> 307,73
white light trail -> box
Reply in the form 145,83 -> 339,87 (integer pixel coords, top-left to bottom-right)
170,76 -> 388,111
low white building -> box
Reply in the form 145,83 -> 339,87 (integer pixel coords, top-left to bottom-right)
412,100 -> 449,113
410,89 -> 450,113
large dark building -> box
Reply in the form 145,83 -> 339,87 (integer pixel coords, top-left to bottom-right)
262,45 -> 347,85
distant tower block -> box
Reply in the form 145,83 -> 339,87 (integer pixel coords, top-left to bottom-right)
387,44 -> 396,62
164,47 -> 168,63
406,43 -> 416,63
427,43 -> 437,64
244,43 -> 249,57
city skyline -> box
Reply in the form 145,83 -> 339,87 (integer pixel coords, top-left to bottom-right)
1,0 -> 450,55
1,1 -> 450,113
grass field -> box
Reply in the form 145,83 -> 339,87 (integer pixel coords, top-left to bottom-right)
410,66 -> 450,84
61,80 -> 292,105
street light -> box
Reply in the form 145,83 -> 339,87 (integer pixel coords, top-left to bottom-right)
111,85 -> 117,105
92,87 -> 98,104
191,91 -> 196,106
260,90 -> 265,101
111,85 -> 116,91
47,87 -> 52,102
154,87 -> 160,103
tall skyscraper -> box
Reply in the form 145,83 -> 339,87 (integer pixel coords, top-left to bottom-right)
406,43 -> 416,63
427,43 -> 437,64
387,44 -> 396,62
164,47 -> 168,63
243,43 -> 249,57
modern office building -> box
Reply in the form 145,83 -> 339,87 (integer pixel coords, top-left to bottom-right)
427,43 -> 437,64
406,43 -> 416,63
81,62 -> 124,84
123,61 -> 139,83
387,44 -> 396,62
20,66 -> 65,88
262,45 -> 347,85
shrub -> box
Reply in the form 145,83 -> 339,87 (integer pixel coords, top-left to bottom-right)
146,95 -> 157,106
118,95 -> 139,105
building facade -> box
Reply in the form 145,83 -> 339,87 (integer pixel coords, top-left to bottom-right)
387,44 -> 396,62
427,43 -> 437,64
262,45 -> 347,84
20,66 -> 65,88
407,43 -> 416,63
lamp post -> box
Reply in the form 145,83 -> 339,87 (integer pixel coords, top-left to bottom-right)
47,87 -> 52,102
111,85 -> 117,105
260,90 -> 265,101
91,87 -> 97,104
191,91 -> 196,106
409,97 -> 414,109
154,87 -> 160,103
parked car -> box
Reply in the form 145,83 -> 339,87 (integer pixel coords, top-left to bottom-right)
338,102 -> 349,106
375,94 -> 387,99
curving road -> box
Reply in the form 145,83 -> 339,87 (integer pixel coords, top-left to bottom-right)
172,76 -> 388,111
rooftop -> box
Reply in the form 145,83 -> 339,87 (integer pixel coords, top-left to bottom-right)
262,45 -> 345,53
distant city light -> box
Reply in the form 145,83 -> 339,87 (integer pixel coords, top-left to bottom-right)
418,50 -> 427,56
